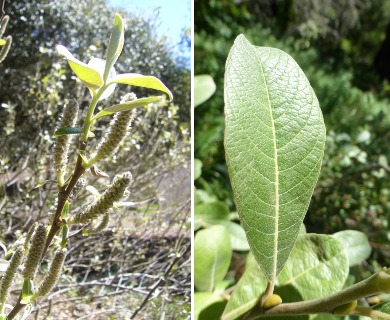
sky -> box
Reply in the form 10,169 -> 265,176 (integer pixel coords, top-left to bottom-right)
108,0 -> 191,63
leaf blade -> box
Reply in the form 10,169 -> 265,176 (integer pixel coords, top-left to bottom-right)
92,96 -> 162,120
224,34 -> 326,282
194,225 -> 232,292
103,14 -> 124,82
56,45 -> 103,89
108,73 -> 173,101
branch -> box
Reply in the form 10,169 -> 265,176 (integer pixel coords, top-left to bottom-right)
234,270 -> 390,320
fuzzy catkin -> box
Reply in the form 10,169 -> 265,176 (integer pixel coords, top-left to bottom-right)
0,247 -> 23,307
92,93 -> 137,164
23,224 -> 46,279
34,249 -> 66,298
83,211 -> 110,235
53,99 -> 79,182
71,172 -> 132,224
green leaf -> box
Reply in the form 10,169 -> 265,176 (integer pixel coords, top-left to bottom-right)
374,302 -> 390,319
216,220 -> 250,251
194,158 -> 203,180
54,127 -> 82,136
277,234 -> 349,300
194,75 -> 216,107
103,14 -> 124,82
56,45 -> 103,90
92,96 -> 162,120
222,234 -> 348,320
194,225 -> 232,292
222,253 -> 268,320
224,34 -> 326,282
61,200 -> 70,219
108,73 -> 173,101
194,201 -> 230,230
195,292 -> 225,320
21,279 -> 34,304
332,230 -> 372,267
0,39 -> 5,46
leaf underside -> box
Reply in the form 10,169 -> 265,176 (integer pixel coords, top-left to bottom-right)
224,34 -> 326,282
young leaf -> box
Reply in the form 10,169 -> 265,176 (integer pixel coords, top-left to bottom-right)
194,75 -> 216,107
332,230 -> 372,267
194,225 -> 232,292
195,292 -> 226,320
56,45 -> 104,90
0,39 -> 5,46
92,96 -> 162,120
107,73 -> 173,101
54,127 -> 82,136
222,253 -> 268,320
224,34 -> 326,282
103,14 -> 124,83
276,234 -> 349,300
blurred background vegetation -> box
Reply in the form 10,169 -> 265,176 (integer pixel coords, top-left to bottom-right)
0,0 -> 190,318
195,0 -> 390,289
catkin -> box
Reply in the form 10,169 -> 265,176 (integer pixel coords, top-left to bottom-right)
91,93 -> 137,165
33,249 -> 66,298
70,172 -> 132,224
83,211 -> 110,235
53,99 -> 79,184
0,247 -> 24,308
23,224 -> 46,279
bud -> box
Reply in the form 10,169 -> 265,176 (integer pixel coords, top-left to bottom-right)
23,224 -> 46,279
262,294 -> 282,310
88,94 -> 137,167
0,35 -> 12,64
0,247 -> 23,307
53,99 -> 79,185
33,249 -> 66,298
69,172 -> 132,224
83,212 -> 110,236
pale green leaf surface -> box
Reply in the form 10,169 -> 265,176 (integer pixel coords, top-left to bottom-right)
224,34 -> 326,281
56,45 -> 103,89
103,14 -> 124,82
222,253 -> 267,320
93,96 -> 162,120
332,230 -> 372,267
216,220 -> 250,251
108,73 -> 173,101
195,75 -> 216,107
194,225 -> 232,292
194,158 -> 203,180
194,292 -> 225,320
277,234 -> 349,300
222,234 -> 348,320
87,58 -> 116,100
374,302 -> 390,319
194,202 -> 230,230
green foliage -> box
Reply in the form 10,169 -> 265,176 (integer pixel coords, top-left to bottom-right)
195,31 -> 390,320
225,35 -> 326,282
1,7 -> 189,318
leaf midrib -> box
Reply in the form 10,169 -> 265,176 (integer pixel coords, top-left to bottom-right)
256,48 -> 279,282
